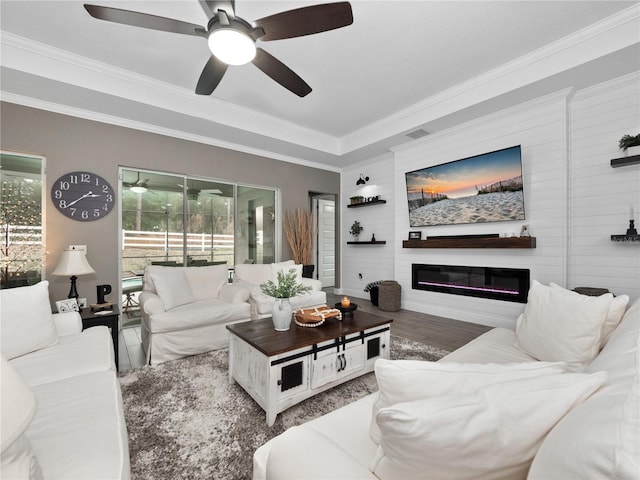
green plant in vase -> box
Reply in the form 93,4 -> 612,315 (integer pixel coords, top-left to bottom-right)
260,268 -> 311,331
350,221 -> 363,241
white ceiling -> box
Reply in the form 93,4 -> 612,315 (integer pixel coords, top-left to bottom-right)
1,1 -> 639,171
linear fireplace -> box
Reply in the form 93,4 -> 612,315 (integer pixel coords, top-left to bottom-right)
412,264 -> 530,303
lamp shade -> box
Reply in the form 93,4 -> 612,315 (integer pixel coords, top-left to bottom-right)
52,249 -> 95,277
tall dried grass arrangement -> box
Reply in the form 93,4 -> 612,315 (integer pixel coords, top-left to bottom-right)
283,208 -> 313,265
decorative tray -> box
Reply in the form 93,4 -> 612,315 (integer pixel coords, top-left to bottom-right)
334,303 -> 358,316
294,306 -> 342,328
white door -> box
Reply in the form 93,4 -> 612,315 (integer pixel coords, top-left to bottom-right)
316,198 -> 335,288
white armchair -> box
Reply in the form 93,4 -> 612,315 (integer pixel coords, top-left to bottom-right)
233,261 -> 327,320
139,264 -> 251,365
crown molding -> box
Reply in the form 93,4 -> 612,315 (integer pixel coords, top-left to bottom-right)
0,31 -> 341,156
1,91 -> 342,173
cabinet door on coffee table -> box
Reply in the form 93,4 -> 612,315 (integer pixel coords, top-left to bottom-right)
311,339 -> 363,390
276,356 -> 309,400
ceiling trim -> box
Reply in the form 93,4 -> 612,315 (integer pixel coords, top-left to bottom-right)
1,91 -> 342,173
0,30 -> 342,155
341,3 -> 640,154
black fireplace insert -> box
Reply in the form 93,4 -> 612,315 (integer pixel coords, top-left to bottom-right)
412,264 -> 530,303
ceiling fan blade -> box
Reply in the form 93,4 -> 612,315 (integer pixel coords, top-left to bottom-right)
252,48 -> 311,97
254,2 -> 353,41
84,4 -> 206,37
195,56 -> 229,95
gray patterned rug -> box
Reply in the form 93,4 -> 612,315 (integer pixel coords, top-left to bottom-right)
119,336 -> 449,480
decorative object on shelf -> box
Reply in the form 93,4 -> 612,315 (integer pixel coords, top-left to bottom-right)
349,220 -> 363,241
408,231 -> 422,240
55,297 -> 80,313
619,133 -> 640,156
335,302 -> 357,316
520,224 -> 531,237
283,208 -> 314,277
52,247 -> 95,301
260,268 -> 311,331
96,284 -> 112,304
51,171 -> 115,221
627,204 -> 637,235
356,173 -> 369,186
347,197 -> 386,208
371,233 -> 376,242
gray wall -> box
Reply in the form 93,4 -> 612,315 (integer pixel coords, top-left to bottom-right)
1,102 -> 340,304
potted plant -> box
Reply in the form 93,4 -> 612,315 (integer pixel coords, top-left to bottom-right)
260,268 -> 311,331
350,220 -> 363,241
283,208 -> 314,278
619,134 -> 640,156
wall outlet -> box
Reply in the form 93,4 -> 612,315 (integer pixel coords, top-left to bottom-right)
78,298 -> 87,308
69,244 -> 87,253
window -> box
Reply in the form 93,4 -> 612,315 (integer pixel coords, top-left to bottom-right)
0,152 -> 45,289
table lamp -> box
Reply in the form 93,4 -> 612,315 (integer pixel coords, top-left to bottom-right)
52,247 -> 95,300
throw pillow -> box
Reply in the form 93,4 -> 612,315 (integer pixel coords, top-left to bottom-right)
149,270 -> 195,310
184,264 -> 228,300
0,281 -> 58,360
515,280 -> 612,370
370,359 -> 567,443
550,283 -> 629,348
370,372 -> 606,480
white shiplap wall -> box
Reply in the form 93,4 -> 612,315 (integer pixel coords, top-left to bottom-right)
340,74 -> 639,328
392,91 -> 571,328
340,153 -> 396,298
568,72 -> 640,298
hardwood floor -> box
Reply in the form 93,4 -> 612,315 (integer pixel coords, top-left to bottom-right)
118,290 -> 493,372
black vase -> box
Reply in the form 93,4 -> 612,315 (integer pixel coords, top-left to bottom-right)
302,264 -> 315,279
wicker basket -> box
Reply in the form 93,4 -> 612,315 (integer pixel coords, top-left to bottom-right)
378,280 -> 401,312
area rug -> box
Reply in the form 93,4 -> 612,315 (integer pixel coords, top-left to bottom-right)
119,336 -> 449,480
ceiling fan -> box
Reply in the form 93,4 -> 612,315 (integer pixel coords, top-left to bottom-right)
123,172 -> 149,193
83,1 -> 353,97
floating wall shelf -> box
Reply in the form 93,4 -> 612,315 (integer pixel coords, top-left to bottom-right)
610,154 -> 640,168
347,199 -> 387,208
402,236 -> 536,249
611,234 -> 640,243
347,241 -> 387,245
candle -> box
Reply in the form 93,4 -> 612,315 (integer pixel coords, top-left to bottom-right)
341,296 -> 350,308
631,204 -> 635,221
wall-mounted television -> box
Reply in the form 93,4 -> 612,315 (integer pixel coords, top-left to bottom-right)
405,145 -> 525,227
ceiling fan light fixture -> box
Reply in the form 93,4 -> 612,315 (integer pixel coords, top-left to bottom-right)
208,28 -> 256,65
130,185 -> 147,194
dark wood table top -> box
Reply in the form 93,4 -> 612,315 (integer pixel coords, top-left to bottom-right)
227,310 -> 393,357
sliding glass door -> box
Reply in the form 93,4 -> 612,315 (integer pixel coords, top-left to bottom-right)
119,168 -> 277,326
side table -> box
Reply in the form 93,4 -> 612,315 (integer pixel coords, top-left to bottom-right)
80,306 -> 120,370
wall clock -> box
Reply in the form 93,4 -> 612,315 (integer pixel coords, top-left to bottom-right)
51,171 -> 115,221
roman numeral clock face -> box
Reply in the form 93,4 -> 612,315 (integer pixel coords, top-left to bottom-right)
51,171 -> 115,221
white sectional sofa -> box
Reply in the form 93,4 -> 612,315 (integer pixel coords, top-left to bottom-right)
233,261 -> 326,319
254,281 -> 639,480
139,264 -> 251,365
1,281 -> 130,479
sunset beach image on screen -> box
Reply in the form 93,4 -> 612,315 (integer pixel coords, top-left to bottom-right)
405,146 -> 525,227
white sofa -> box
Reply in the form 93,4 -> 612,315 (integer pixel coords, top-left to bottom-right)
233,261 -> 326,319
139,264 -> 251,365
1,281 -> 130,479
254,281 -> 639,480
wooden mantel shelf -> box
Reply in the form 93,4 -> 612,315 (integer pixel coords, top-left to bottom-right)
402,236 -> 536,249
